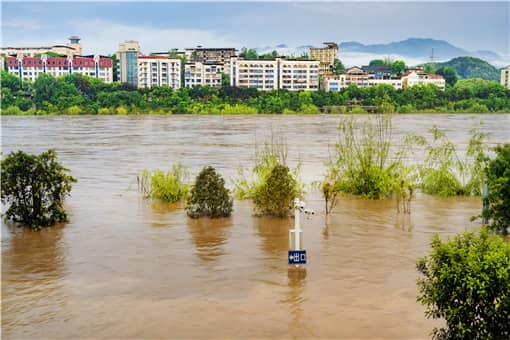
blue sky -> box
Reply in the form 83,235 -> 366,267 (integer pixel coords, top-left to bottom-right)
1,1 -> 509,58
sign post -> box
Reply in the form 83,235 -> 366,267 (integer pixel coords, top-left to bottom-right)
288,199 -> 313,266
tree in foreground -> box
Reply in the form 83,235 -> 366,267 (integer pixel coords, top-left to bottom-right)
417,228 -> 510,339
1,149 -> 76,230
484,144 -> 510,234
186,166 -> 233,218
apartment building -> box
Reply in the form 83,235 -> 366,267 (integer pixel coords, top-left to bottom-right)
137,56 -> 181,89
1,36 -> 82,58
230,57 -> 319,91
501,65 -> 510,90
117,40 -> 141,86
323,74 -> 403,91
6,54 -> 113,83
310,42 -> 339,76
184,61 -> 223,88
402,71 -> 445,90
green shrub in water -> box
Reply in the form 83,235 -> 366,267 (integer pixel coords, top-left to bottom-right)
252,164 -> 298,217
138,164 -> 189,203
234,134 -> 303,216
1,149 -> 76,230
186,166 -> 233,218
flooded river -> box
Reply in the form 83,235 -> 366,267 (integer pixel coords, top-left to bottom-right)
2,114 -> 509,339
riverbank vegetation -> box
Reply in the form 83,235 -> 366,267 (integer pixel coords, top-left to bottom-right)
1,71 -> 509,115
417,228 -> 510,339
0,149 -> 76,230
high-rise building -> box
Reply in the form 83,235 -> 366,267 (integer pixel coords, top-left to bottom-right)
230,57 -> 319,91
310,42 -> 339,76
117,40 -> 141,86
184,61 -> 223,88
137,56 -> 181,89
501,66 -> 510,90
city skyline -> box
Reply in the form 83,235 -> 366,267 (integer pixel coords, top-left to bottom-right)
2,1 -> 509,59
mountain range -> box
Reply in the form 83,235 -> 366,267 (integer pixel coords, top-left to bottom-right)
256,38 -> 508,68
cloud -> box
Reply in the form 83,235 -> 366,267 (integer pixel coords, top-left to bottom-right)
70,19 -> 241,54
2,17 -> 42,30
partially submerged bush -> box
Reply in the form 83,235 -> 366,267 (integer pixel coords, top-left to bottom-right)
484,144 -> 510,234
1,149 -> 76,230
417,228 -> 510,339
252,164 -> 297,217
138,164 -> 189,203
186,166 -> 233,218
407,122 -> 489,197
234,134 -> 303,216
327,114 -> 397,199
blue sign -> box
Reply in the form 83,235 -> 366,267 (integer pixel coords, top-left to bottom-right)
288,250 -> 307,265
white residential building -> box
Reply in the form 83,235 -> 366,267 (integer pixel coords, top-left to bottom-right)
184,61 -> 223,88
230,57 -> 319,91
137,56 -> 181,89
402,71 -> 445,90
501,65 -> 510,90
6,54 -> 113,83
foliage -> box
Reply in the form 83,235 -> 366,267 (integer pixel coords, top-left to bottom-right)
327,114 -> 398,199
252,164 -> 298,217
390,60 -> 406,77
186,166 -> 233,218
484,144 -> 510,234
333,58 -> 345,74
369,59 -> 385,67
433,56 -> 500,81
417,228 -> 510,339
436,66 -> 458,87
2,71 -> 509,115
138,164 -> 189,203
235,134 -> 303,216
0,149 -> 76,230
239,47 -> 259,60
407,122 -> 489,197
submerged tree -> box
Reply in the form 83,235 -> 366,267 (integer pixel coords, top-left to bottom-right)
186,166 -> 233,218
1,149 -> 76,230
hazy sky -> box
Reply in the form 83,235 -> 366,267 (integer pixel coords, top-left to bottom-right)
2,1 -> 509,56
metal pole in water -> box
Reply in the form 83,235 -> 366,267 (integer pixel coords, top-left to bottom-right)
482,180 -> 489,225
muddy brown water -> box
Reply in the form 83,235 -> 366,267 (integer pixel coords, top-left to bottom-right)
1,114 -> 509,339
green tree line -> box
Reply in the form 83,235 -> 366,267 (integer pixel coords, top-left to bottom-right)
1,70 -> 509,115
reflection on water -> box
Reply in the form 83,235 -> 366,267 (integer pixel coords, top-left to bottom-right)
1,114 -> 508,338
187,217 -> 233,263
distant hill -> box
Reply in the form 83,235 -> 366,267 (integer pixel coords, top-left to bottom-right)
339,38 -> 507,67
340,38 -> 466,60
434,57 -> 500,81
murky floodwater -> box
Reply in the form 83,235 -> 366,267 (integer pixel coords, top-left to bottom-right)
1,114 -> 509,339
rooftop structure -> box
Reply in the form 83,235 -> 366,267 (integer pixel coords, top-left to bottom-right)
310,42 -> 339,76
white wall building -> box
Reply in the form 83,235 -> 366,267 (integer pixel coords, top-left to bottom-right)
501,65 -> 510,90
137,56 -> 181,89
6,54 -> 113,83
230,57 -> 319,91
184,61 -> 223,88
402,71 -> 445,90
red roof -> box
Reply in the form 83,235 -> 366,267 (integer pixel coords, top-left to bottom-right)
98,58 -> 112,68
427,74 -> 444,79
22,57 -> 43,68
72,57 -> 95,68
47,57 -> 69,67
